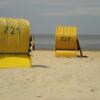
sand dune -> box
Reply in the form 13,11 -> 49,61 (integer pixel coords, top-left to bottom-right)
0,51 -> 100,100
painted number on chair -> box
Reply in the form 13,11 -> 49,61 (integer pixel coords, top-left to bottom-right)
61,36 -> 71,42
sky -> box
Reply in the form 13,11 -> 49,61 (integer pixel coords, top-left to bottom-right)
0,0 -> 100,35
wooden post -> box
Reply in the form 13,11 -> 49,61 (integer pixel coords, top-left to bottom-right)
77,39 -> 87,57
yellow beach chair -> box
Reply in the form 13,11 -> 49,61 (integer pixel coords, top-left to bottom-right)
55,25 -> 86,57
0,18 -> 33,68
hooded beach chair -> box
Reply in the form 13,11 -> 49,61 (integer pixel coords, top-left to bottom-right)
55,25 -> 86,57
0,18 -> 33,68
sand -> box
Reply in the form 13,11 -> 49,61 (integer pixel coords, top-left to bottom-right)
0,51 -> 100,100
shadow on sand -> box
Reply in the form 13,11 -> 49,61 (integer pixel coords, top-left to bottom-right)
32,65 -> 50,68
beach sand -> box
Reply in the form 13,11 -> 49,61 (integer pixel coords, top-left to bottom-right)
0,51 -> 100,100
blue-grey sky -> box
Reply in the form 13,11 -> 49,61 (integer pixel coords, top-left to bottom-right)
0,0 -> 100,35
